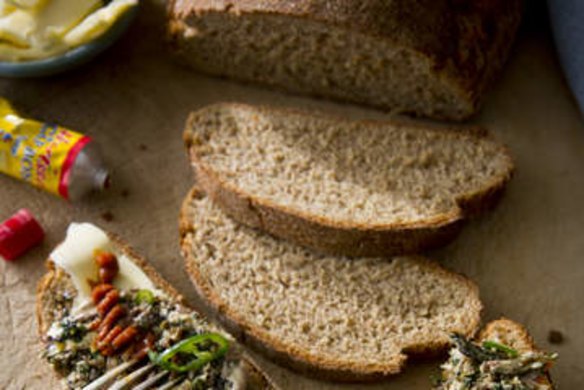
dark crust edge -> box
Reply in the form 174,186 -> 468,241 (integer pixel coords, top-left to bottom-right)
35,231 -> 276,390
179,186 -> 484,382
184,103 -> 514,258
478,318 -> 554,388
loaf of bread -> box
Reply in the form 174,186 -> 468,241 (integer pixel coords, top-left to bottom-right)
184,103 -> 513,257
168,0 -> 522,120
180,188 -> 483,382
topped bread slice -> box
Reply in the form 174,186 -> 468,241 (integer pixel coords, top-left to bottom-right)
436,318 -> 556,389
37,223 -> 273,389
184,103 -> 513,257
180,188 -> 483,382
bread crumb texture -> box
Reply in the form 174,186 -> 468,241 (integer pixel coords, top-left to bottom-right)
182,192 -> 482,370
170,0 -> 522,119
188,104 -> 512,226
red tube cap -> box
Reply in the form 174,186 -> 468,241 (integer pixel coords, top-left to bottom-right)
0,209 -> 45,261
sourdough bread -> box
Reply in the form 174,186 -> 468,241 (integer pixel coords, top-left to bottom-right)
184,103 -> 513,257
168,0 -> 522,120
180,188 -> 483,382
36,231 -> 274,390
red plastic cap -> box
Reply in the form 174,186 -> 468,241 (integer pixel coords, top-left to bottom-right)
0,209 -> 45,261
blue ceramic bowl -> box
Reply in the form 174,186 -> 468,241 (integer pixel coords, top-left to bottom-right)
0,4 -> 138,78
549,0 -> 584,116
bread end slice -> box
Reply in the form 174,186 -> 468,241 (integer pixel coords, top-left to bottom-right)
36,231 -> 275,390
168,1 -> 522,121
180,187 -> 483,382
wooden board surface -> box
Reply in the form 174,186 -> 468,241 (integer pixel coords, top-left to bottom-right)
0,1 -> 582,388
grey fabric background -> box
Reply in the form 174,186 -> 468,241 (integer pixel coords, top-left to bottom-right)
549,0 -> 584,116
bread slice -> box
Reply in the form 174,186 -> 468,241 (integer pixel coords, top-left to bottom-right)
179,188 -> 483,382
436,318 -> 555,388
184,103 -> 513,257
168,0 -> 522,120
36,231 -> 274,390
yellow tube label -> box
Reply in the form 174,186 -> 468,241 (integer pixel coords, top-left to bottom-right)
0,98 -> 89,198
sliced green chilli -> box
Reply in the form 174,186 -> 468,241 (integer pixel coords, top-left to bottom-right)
148,333 -> 229,373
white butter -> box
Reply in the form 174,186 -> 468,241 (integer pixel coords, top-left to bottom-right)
35,0 -> 102,38
0,0 -> 137,61
0,0 -> 99,47
50,223 -> 163,314
0,9 -> 36,46
7,0 -> 48,9
64,0 -> 136,47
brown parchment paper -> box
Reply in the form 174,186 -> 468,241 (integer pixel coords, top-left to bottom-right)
0,1 -> 583,389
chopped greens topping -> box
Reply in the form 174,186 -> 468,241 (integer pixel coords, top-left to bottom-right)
48,318 -> 88,342
434,333 -> 557,390
451,333 -> 502,362
44,289 -> 240,389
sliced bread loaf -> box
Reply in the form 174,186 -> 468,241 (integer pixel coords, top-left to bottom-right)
184,103 -> 513,257
168,0 -> 522,120
179,188 -> 483,382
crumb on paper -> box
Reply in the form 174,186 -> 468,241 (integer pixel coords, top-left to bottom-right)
548,330 -> 564,345
100,211 -> 115,222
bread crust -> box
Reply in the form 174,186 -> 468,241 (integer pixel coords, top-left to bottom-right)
478,318 -> 538,351
179,187 -> 483,382
169,0 -> 523,120
35,231 -> 275,390
184,103 -> 514,258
